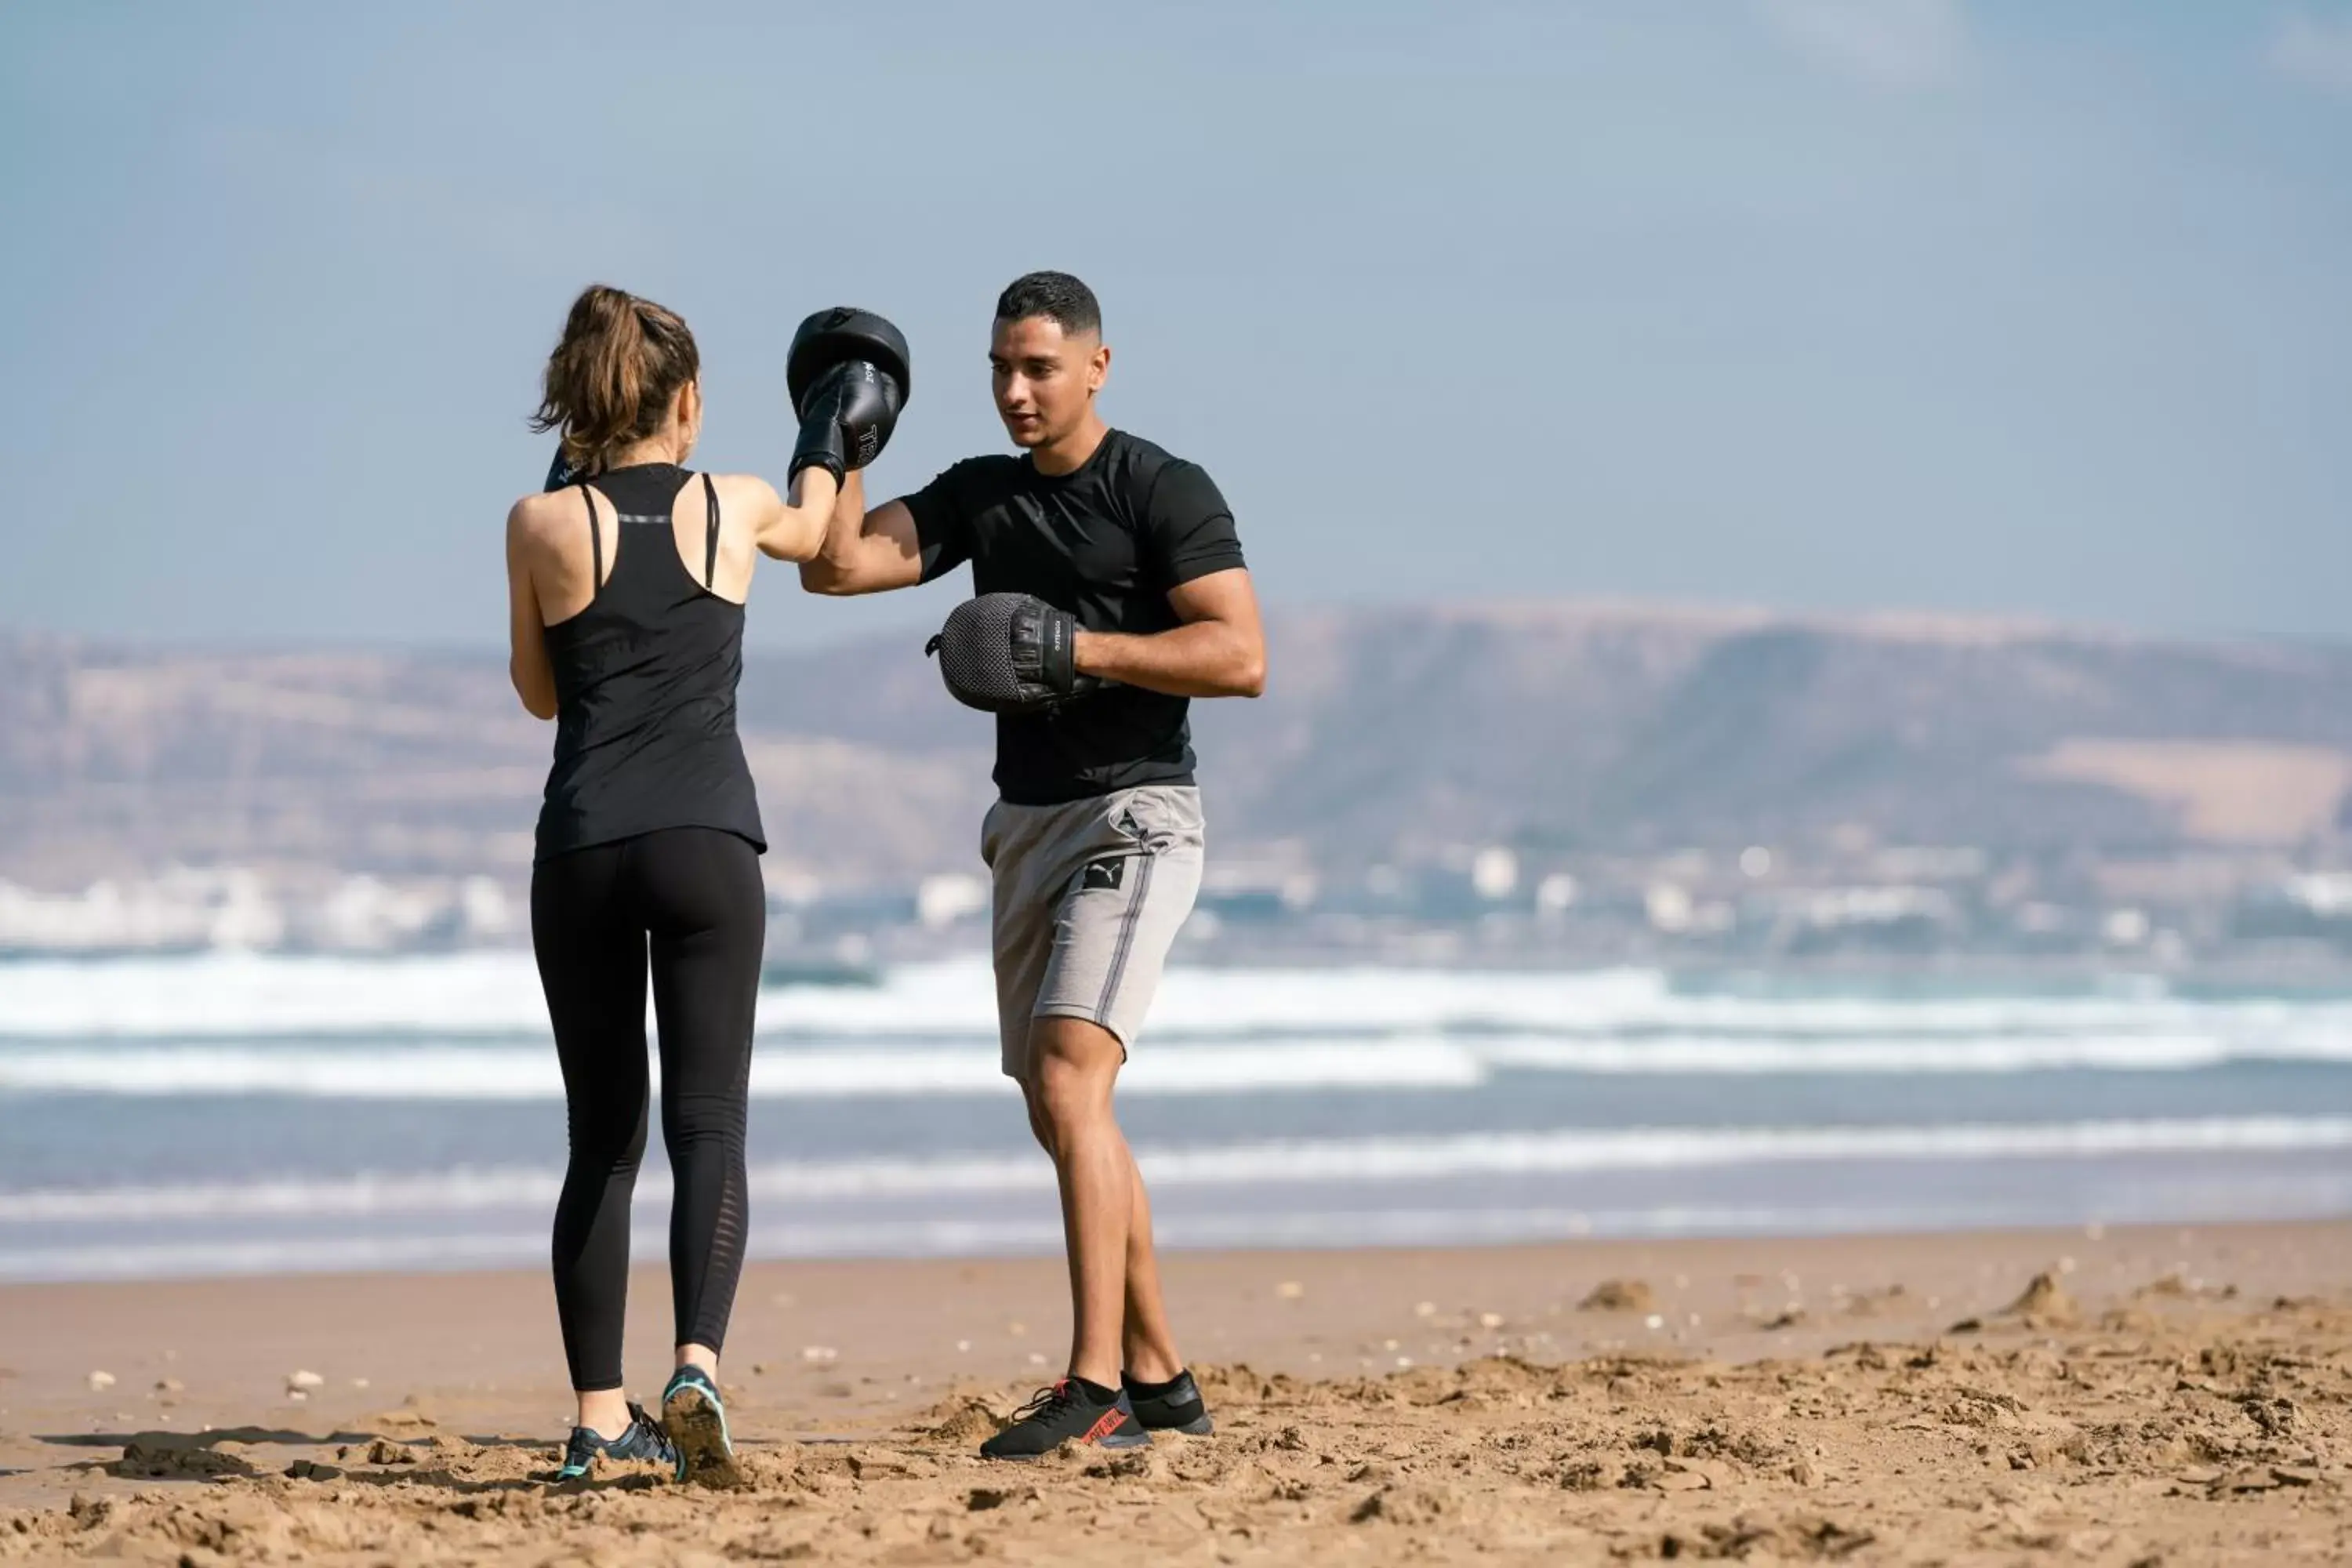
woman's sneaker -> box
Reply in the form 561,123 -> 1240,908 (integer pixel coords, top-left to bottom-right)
1122,1367 -> 1214,1436
556,1402 -> 677,1483
660,1365 -> 745,1488
979,1377 -> 1152,1461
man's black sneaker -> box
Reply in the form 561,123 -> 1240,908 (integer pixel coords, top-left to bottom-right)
1123,1367 -> 1214,1436
979,1377 -> 1152,1460
660,1365 -> 744,1488
555,1402 -> 677,1482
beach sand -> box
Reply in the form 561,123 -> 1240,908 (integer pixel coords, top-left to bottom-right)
0,1220 -> 2345,1563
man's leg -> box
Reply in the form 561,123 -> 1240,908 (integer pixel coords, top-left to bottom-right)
1018,1077 -> 1181,1382
981,787 -> 1205,1457
1119,1146 -> 1185,1385
1023,788 -> 1205,1389
1023,1014 -> 1133,1388
979,1011 -> 1154,1457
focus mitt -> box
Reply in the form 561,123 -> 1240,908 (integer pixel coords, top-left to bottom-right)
925,593 -> 1105,713
786,308 -> 911,482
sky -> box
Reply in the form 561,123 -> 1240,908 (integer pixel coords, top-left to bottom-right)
2,1 -> 2347,651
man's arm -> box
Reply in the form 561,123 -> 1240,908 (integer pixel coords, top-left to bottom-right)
799,469 -> 926,595
1073,568 -> 1265,699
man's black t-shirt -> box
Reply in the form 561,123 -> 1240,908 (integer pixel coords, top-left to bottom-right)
905,428 -> 1247,806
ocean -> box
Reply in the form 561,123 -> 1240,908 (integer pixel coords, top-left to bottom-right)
1,953 -> 2347,1282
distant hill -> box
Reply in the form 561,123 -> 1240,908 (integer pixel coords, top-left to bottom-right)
5,603 -> 2350,889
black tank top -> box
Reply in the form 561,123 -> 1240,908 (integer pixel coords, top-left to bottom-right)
533,463 -> 766,862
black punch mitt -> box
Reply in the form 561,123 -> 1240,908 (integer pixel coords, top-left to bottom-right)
786,307 -> 913,481
786,308 -> 912,412
925,593 -> 1103,713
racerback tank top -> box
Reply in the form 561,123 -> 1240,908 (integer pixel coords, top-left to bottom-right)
532,463 -> 766,861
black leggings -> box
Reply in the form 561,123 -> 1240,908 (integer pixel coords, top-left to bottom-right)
531,827 -> 765,1392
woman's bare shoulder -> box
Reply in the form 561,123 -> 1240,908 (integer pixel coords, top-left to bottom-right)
706,471 -> 783,514
507,486 -> 586,541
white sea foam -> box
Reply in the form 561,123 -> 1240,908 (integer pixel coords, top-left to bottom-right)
7,953 -> 2352,1047
5,1116 -> 2345,1224
0,1039 -> 1486,1098
1,954 -> 2347,1107
2,1023 -> 2346,1101
1473,1030 -> 2352,1073
0,951 -> 561,1039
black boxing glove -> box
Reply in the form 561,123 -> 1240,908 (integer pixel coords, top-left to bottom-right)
789,359 -> 903,483
924,593 -> 1107,713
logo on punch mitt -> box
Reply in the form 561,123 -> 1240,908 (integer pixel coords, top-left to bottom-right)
924,593 -> 1107,714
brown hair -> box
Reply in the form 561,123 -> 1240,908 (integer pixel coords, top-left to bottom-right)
531,285 -> 701,475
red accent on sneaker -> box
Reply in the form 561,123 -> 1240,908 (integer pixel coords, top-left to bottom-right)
1082,1408 -> 1129,1445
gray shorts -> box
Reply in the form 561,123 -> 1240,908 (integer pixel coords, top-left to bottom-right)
981,784 -> 1206,1081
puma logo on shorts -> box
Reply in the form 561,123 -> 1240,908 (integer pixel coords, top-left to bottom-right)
979,786 -> 1207,1080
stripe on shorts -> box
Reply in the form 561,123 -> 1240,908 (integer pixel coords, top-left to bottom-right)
1096,850 -> 1155,1023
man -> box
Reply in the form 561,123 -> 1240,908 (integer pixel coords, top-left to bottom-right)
801,271 -> 1265,1457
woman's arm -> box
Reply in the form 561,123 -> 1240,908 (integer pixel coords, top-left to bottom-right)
505,502 -> 558,720
750,466 -> 842,564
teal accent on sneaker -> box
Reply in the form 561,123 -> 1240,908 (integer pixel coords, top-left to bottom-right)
661,1365 -> 745,1488
556,1401 -> 677,1482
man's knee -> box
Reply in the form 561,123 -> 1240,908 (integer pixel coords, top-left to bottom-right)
1022,1016 -> 1124,1148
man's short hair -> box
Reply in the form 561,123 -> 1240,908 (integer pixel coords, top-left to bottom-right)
995,271 -> 1102,337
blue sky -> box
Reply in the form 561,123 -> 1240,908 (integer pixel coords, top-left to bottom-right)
3,2 -> 2347,649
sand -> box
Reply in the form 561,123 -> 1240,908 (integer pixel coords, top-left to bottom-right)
0,1220 -> 2345,1563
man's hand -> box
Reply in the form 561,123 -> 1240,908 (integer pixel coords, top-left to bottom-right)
1071,568 -> 1265,699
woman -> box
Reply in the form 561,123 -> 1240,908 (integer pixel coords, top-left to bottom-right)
505,285 -> 840,1486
